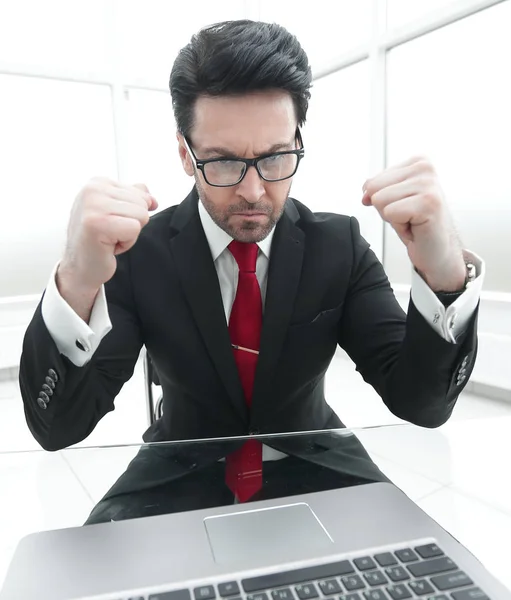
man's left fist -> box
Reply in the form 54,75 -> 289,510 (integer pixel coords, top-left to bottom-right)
362,155 -> 466,293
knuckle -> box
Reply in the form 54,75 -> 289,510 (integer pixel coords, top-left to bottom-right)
82,212 -> 103,232
421,188 -> 440,207
415,157 -> 435,174
140,210 -> 150,226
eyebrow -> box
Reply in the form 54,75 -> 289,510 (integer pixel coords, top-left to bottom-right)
199,140 -> 294,159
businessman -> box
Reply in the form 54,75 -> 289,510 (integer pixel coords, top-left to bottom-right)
20,20 -> 483,506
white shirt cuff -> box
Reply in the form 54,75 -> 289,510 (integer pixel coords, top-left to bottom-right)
41,262 -> 112,366
410,250 -> 485,344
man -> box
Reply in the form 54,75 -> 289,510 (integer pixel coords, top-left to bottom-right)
20,20 -> 482,507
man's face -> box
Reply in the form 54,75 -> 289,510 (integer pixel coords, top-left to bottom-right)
177,91 -> 298,243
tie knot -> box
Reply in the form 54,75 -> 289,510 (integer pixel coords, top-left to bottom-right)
228,240 -> 259,273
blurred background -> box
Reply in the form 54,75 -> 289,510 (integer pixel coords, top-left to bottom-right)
0,0 -> 510,448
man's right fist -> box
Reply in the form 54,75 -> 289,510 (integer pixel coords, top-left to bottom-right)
58,177 -> 158,295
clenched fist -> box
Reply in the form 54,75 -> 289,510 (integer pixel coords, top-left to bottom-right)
361,156 -> 466,292
56,177 -> 158,321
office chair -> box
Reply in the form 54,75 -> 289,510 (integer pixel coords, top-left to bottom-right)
143,348 -> 163,426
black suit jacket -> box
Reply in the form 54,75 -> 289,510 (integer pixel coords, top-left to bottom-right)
20,187 -> 478,455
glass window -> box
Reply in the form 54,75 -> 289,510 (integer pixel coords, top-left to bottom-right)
0,75 -> 117,297
259,0 -> 372,71
292,61 -> 383,255
386,0 -> 460,29
121,89 -> 193,212
385,2 -> 511,292
0,0 -> 111,75
116,0 -> 245,88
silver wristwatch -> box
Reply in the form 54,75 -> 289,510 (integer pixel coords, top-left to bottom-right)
465,261 -> 477,286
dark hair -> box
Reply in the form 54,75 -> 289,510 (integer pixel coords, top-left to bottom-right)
169,20 -> 312,138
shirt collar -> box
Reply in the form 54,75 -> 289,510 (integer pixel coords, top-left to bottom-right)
198,199 -> 275,261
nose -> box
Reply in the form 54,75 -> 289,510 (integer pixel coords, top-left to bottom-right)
236,165 -> 265,203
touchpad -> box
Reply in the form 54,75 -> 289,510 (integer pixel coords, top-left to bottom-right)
204,503 -> 333,564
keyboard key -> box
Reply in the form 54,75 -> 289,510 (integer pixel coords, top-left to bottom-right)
247,594 -> 268,600
354,557 -> 377,571
271,589 -> 294,600
407,557 -> 457,578
408,579 -> 434,595
218,583 -> 240,597
341,575 -> 366,591
385,584 -> 412,599
426,596 -> 448,600
295,584 -> 318,599
242,561 -> 354,592
194,587 -> 216,600
394,549 -> 419,563
451,589 -> 489,600
431,571 -> 473,591
374,553 -> 398,567
340,595 -> 362,600
384,567 -> 410,582
364,572 -> 388,587
363,591 -> 388,600
318,579 -> 342,595
414,543 -> 444,559
149,591 -> 192,600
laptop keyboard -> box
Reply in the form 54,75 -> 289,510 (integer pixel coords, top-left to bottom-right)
122,543 -> 491,600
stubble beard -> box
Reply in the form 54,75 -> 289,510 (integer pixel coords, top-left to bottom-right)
194,175 -> 291,243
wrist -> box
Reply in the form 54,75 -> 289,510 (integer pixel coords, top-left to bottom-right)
56,262 -> 100,323
419,260 -> 467,293
57,260 -> 101,297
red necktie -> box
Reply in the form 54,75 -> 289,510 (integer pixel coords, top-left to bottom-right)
225,240 -> 263,502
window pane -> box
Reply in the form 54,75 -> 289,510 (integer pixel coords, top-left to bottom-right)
259,0 -> 372,70
121,89 -> 194,212
387,0 -> 460,29
0,76 -> 117,297
385,2 -> 511,292
0,0 -> 111,75
292,61 -> 382,255
116,0 -> 245,87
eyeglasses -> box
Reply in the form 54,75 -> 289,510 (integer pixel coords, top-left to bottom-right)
183,129 -> 305,187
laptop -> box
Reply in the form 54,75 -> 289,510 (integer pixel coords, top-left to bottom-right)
1,481 -> 509,600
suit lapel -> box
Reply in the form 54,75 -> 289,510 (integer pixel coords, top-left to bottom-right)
169,188 -> 247,423
252,200 -> 304,420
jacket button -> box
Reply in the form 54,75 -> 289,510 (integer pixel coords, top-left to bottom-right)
45,376 -> 56,389
37,397 -> 48,410
48,368 -> 59,383
42,383 -> 53,396
39,391 -> 50,404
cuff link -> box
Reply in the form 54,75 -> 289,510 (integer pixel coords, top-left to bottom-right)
75,339 -> 91,352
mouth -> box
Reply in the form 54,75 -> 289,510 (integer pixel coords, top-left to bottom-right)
233,212 -> 268,217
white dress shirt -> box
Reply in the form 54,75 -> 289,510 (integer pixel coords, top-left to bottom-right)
41,201 -> 484,459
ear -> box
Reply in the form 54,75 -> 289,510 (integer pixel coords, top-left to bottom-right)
177,132 -> 194,177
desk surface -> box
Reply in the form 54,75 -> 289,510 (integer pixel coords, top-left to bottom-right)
1,417 -> 510,592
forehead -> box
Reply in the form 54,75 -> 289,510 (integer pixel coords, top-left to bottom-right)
191,91 -> 297,152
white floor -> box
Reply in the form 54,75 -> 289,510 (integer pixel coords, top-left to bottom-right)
1,351 -> 511,592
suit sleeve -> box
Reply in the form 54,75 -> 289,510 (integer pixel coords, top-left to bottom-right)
19,252 -> 143,451
337,217 -> 478,428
